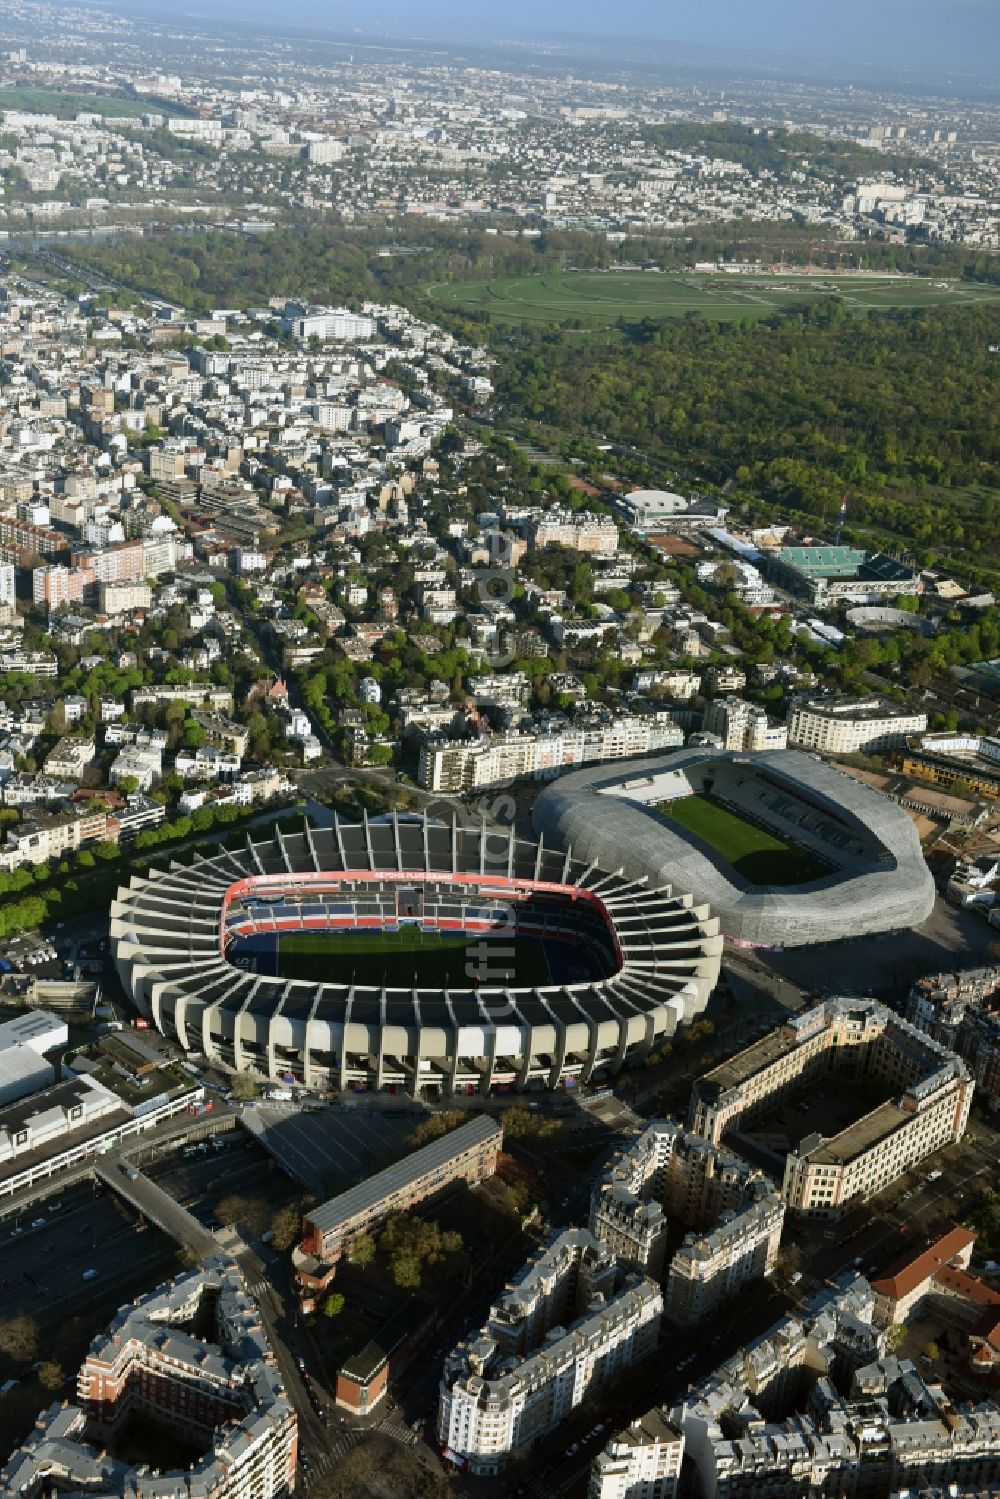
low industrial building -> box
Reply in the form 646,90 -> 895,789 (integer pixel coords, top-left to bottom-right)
0,1008 -> 65,1107
0,1071 -> 202,1198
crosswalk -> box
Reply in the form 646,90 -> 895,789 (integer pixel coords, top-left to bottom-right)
376,1411 -> 420,1447
242,1270 -> 426,1488
304,1427 -> 362,1480
297,1408 -> 426,1486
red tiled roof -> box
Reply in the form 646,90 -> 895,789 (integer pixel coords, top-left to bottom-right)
871,1225 -> 976,1302
935,1265 -> 1000,1306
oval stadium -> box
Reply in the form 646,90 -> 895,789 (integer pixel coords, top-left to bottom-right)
533,749 -> 936,949
110,814 -> 722,1094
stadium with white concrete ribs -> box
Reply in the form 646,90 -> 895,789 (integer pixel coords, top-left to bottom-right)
110,813 -> 722,1094
533,747 -> 936,948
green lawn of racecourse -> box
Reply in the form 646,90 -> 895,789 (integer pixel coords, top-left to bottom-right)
657,795 -> 830,886
278,926 -> 552,988
429,270 -> 1000,327
0,86 -> 190,119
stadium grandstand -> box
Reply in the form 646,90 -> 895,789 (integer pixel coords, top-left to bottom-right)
533,749 -> 935,949
110,814 -> 722,1095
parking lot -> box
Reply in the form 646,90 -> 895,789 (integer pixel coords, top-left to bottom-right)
144,1130 -> 297,1228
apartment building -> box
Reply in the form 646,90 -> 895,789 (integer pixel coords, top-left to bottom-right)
99,580 -> 153,614
701,696 -> 788,752
131,684 -> 234,713
665,1195 -> 784,1325
2,1262 -> 297,1499
288,304 -> 375,341
590,1409 -> 685,1499
438,1228 -> 662,1475
417,715 -> 685,792
0,513 -> 66,557
679,1277 -> 1000,1499
906,966 -> 1000,1107
689,1000 -> 972,1219
2,806 -> 111,866
529,509 -> 620,558
299,1115 -> 501,1268
44,736 -> 96,780
590,1120 -> 783,1323
33,563 -> 84,609
0,647 -> 57,676
787,694 -> 928,756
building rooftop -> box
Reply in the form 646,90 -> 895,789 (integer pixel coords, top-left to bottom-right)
871,1226 -> 976,1302
802,1100 -> 909,1165
700,1027 -> 796,1092
306,1114 -> 501,1237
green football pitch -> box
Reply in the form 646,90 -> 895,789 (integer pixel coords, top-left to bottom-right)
429,270 -> 1000,328
277,927 -> 552,988
657,794 -> 830,886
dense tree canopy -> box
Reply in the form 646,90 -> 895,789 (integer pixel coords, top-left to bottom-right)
501,302 -> 1000,576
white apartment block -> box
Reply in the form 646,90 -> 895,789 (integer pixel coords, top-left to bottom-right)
99,580 -> 153,614
590,1120 -> 783,1323
417,716 -> 684,793
665,1195 -> 784,1326
110,744 -> 163,792
530,510 -> 620,558
44,736 -> 96,780
701,696 -> 788,752
590,1409 -> 684,1499
438,1229 -> 662,1475
787,695 -> 928,756
689,999 -> 973,1219
679,1277 -> 1000,1499
292,305 -> 375,341
2,807 -> 109,866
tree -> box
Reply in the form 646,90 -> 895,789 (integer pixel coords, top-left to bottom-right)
270,1202 -> 304,1252
922,1341 -> 940,1361
322,1292 -> 345,1317
349,1233 -> 376,1267
37,1360 -> 64,1391
215,1193 -> 269,1236
408,1110 -> 465,1149
390,1252 -> 422,1289
229,1072 -> 258,1101
0,1313 -> 38,1362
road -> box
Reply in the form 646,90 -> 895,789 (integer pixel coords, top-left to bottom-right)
0,1179 -> 178,1331
95,1159 -> 220,1259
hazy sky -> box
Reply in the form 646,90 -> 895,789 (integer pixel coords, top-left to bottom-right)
175,0 -> 999,79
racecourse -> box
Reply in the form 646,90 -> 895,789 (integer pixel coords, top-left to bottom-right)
430,269 -> 1000,327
